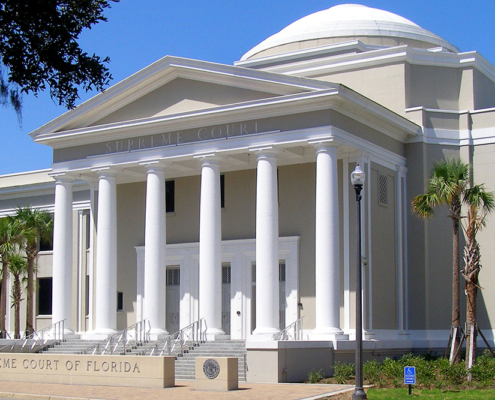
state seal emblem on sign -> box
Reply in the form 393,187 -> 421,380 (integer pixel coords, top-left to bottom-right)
203,359 -> 220,379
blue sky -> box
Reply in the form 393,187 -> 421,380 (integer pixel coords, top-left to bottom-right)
1,0 -> 495,175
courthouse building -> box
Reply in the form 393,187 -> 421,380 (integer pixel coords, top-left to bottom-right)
1,4 -> 495,381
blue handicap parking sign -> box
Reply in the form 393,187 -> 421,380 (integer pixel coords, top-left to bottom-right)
404,366 -> 416,384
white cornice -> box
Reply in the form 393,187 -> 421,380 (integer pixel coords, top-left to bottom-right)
30,57 -> 336,139
258,46 -> 495,85
33,87 -> 419,149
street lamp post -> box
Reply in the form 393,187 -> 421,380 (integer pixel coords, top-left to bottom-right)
351,164 -> 368,400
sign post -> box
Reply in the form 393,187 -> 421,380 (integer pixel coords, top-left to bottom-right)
404,366 -> 416,395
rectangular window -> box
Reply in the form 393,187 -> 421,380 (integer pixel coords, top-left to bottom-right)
117,292 -> 123,312
166,180 -> 175,213
279,262 -> 286,282
37,278 -> 52,315
39,213 -> 54,251
222,264 -> 231,284
166,267 -> 180,286
220,174 -> 225,209
85,275 -> 90,316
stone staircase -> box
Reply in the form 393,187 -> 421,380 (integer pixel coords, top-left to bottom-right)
43,339 -> 104,354
43,338 -> 247,381
173,340 -> 247,380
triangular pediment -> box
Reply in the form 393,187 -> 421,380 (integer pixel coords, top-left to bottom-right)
89,77 -> 280,127
31,57 -> 335,140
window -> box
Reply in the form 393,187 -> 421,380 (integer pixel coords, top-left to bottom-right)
37,278 -> 52,315
166,180 -> 175,213
222,264 -> 231,284
279,262 -> 286,282
85,275 -> 90,316
166,268 -> 180,286
117,292 -> 123,312
220,174 -> 225,209
39,213 -> 54,251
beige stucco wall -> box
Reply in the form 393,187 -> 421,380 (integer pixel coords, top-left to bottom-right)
315,63 -> 407,116
89,78 -> 279,128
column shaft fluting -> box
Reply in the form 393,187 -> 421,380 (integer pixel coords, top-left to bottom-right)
52,177 -> 74,333
199,158 -> 224,337
144,166 -> 168,336
254,150 -> 280,335
95,171 -> 117,334
315,144 -> 342,335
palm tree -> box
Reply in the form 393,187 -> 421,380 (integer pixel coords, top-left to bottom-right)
461,184 -> 495,372
0,216 -> 24,338
411,159 -> 469,365
8,252 -> 28,339
15,207 -> 53,336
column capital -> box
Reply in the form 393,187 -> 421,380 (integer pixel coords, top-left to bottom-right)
396,164 -> 408,175
49,172 -> 75,184
139,160 -> 168,171
91,167 -> 118,178
249,146 -> 280,159
194,153 -> 223,165
308,138 -> 340,149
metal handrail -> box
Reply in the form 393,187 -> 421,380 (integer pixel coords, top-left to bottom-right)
273,317 -> 304,340
82,319 -> 151,355
21,319 -> 66,352
151,318 -> 207,357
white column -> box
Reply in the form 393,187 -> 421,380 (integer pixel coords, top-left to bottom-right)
52,176 -> 74,334
143,164 -> 168,338
94,169 -> 118,335
314,143 -> 343,336
254,149 -> 280,336
198,156 -> 224,338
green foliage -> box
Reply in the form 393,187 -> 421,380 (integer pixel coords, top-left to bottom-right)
382,357 -> 403,380
445,362 -> 467,385
0,0 -> 119,111
367,388 -> 495,399
363,359 -> 382,384
333,361 -> 355,384
470,351 -> 495,385
307,369 -> 324,383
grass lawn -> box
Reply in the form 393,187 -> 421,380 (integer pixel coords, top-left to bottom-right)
366,388 -> 495,399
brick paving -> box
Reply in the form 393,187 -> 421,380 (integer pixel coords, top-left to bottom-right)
0,380 -> 354,400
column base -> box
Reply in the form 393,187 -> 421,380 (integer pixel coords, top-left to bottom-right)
251,327 -> 280,340
205,328 -> 225,341
87,328 -> 118,340
149,328 -> 169,340
310,328 -> 349,341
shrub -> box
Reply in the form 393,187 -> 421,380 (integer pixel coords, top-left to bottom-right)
307,369 -> 324,383
333,361 -> 355,384
444,362 -> 466,385
470,350 -> 495,384
382,357 -> 402,380
363,359 -> 382,384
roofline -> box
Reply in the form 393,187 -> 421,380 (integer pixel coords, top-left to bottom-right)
29,56 -> 337,140
33,85 -> 419,149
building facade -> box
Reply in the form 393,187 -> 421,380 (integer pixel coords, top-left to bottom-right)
1,4 -> 495,381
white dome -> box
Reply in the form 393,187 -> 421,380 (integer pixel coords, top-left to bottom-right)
241,4 -> 458,60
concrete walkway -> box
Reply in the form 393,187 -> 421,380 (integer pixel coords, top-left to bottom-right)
0,380 -> 354,400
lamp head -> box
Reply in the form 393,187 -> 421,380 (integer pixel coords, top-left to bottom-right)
351,164 -> 365,186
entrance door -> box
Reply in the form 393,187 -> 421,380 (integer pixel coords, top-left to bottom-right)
222,263 -> 231,335
166,266 -> 180,334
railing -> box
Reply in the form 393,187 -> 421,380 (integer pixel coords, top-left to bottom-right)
20,319 -> 66,352
273,317 -> 304,340
151,318 -> 207,357
82,319 -> 151,355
